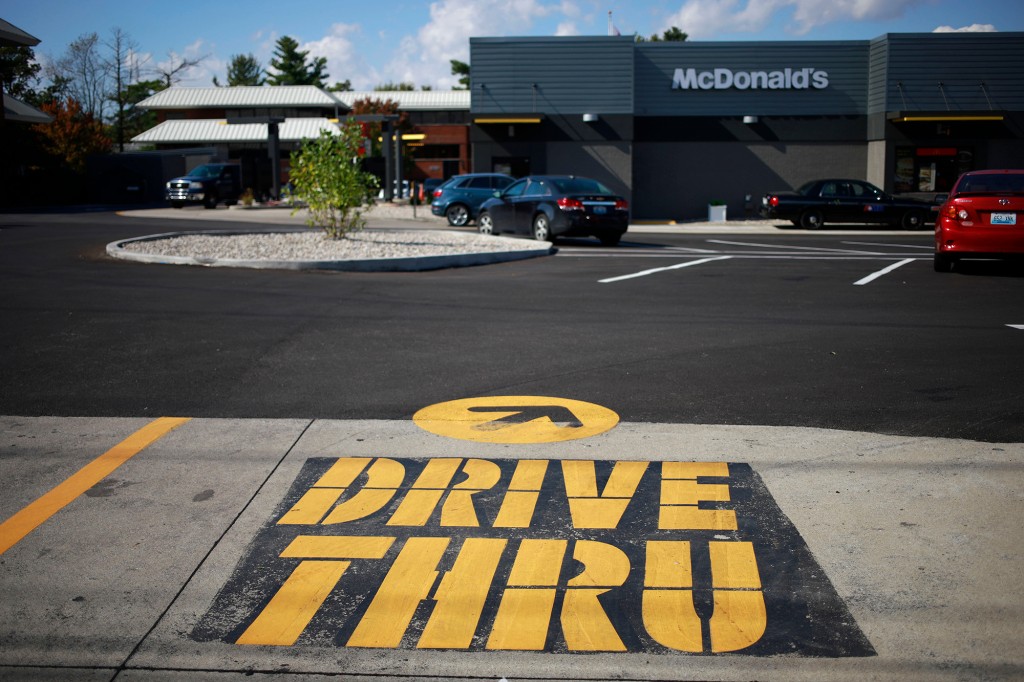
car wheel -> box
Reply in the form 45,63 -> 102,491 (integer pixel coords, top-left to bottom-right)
446,204 -> 470,226
799,209 -> 824,229
477,212 -> 495,235
203,194 -> 218,209
934,252 -> 956,272
533,213 -> 552,242
902,210 -> 927,230
599,233 -> 622,246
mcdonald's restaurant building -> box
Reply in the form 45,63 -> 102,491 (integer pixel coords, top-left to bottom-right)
468,33 -> 1024,221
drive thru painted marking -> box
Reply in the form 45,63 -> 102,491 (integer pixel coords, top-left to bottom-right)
0,416 -> 190,555
194,398 -> 873,656
196,456 -> 873,655
598,256 -> 732,283
853,258 -> 918,285
413,396 -> 619,443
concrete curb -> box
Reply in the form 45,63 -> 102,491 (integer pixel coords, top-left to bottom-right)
106,230 -> 554,272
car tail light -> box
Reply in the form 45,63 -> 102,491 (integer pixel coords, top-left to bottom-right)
558,197 -> 584,210
942,204 -> 971,222
768,195 -> 780,207
614,199 -> 629,210
432,189 -> 443,198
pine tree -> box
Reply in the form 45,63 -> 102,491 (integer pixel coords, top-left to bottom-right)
215,53 -> 265,87
266,36 -> 327,87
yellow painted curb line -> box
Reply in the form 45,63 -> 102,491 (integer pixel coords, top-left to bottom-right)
0,417 -> 191,555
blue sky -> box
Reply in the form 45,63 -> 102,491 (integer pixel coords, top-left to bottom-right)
6,0 -> 1023,90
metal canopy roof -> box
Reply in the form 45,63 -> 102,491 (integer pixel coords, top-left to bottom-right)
0,18 -> 40,46
137,86 -> 470,111
3,93 -> 52,123
131,118 -> 340,144
137,86 -> 341,110
334,90 -> 470,110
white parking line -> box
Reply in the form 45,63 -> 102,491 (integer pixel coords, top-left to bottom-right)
843,241 -> 933,250
1008,324 -> 1024,330
853,258 -> 918,285
598,256 -> 732,283
707,239 -> 882,255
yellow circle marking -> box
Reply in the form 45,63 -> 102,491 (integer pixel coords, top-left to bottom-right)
413,396 -> 619,444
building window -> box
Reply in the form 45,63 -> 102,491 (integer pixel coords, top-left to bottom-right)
410,144 -> 460,159
895,147 -> 974,193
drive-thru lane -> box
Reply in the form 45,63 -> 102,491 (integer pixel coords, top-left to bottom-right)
1,411 -> 1021,681
2,209 -> 1022,680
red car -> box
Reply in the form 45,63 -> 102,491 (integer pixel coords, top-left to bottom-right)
934,169 -> 1024,272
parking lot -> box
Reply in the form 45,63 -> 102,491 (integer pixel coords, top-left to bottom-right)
1,207 -> 1022,680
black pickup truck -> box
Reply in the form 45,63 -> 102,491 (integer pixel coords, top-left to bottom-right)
761,178 -> 935,229
165,163 -> 242,209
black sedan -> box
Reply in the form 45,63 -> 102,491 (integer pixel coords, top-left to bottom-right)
761,178 -> 935,229
477,175 -> 629,245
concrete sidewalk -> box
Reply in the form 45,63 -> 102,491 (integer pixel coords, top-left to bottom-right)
118,201 -> 794,234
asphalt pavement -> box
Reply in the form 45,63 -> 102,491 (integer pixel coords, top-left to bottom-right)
1,204 -> 1021,681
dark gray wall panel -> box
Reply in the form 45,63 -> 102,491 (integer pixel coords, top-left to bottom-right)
546,142 -> 633,202
632,142 -> 867,220
470,37 -> 635,115
871,33 -> 1024,113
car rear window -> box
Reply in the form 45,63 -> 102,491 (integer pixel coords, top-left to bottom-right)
550,178 -> 612,194
466,176 -> 493,189
956,174 -> 1024,195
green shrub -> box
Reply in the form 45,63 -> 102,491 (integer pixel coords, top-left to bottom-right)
290,123 -> 379,239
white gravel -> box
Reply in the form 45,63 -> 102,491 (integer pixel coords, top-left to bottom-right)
118,229 -> 534,262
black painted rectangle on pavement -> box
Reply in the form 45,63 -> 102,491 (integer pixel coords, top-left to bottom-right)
193,457 -> 874,656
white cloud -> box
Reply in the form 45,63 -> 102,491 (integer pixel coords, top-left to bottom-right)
162,39 -> 220,87
933,23 -> 997,33
556,22 -> 581,36
300,23 -> 378,89
381,0 -> 580,90
664,0 -> 782,38
664,0 -> 932,38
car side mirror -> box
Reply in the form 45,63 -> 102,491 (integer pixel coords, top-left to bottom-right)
933,193 -> 948,204
493,191 -> 502,198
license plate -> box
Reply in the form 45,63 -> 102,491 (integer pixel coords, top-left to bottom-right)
593,206 -> 607,215
991,212 -> 1017,225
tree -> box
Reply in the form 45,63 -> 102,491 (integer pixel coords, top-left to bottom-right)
0,45 -> 42,101
105,27 -> 143,152
32,98 -> 111,172
374,81 -> 415,91
214,53 -> 264,86
266,36 -> 327,87
638,26 -> 688,42
289,122 -> 379,239
329,80 -> 352,92
350,96 -> 409,157
47,33 -> 109,120
118,78 -> 164,143
155,51 -> 206,88
450,59 -> 470,90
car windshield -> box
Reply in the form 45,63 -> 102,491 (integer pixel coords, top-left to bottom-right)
796,181 -> 817,195
189,165 -> 222,178
549,177 -> 612,195
956,174 -> 1024,195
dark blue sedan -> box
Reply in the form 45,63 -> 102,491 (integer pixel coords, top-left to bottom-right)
477,175 -> 629,245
